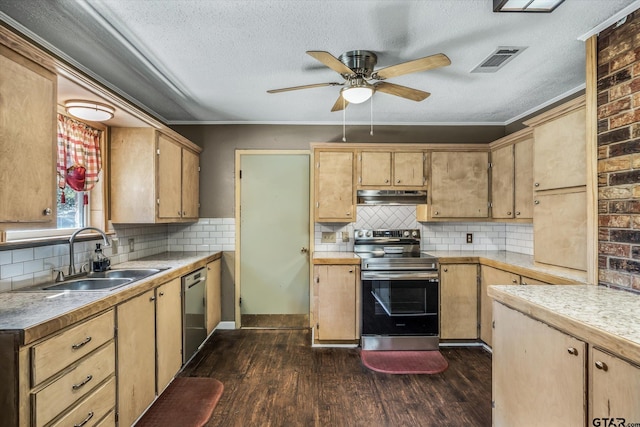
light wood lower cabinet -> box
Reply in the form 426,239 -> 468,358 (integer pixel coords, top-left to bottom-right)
117,289 -> 156,426
440,264 -> 478,339
492,302 -> 586,426
206,259 -> 222,334
156,278 -> 183,394
313,265 -> 359,341
590,348 -> 640,423
480,266 -> 519,347
49,377 -> 116,427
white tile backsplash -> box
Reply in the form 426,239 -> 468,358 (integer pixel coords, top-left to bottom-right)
168,218 -> 235,252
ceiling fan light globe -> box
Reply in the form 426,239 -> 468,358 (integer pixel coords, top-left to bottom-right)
341,87 -> 373,104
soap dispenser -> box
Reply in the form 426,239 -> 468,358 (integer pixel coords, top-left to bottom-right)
92,243 -> 111,272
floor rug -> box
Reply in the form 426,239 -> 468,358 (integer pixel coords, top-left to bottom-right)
136,377 -> 224,427
360,350 -> 449,374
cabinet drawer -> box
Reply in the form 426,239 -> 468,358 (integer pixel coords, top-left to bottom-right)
49,376 -> 116,427
32,341 -> 115,427
31,310 -> 115,386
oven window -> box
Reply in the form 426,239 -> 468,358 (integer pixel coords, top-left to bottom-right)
370,279 -> 435,316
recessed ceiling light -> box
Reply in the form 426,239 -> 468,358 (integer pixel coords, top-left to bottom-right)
64,100 -> 115,122
494,0 -> 565,12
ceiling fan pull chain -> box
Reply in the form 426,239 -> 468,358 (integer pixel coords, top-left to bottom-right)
342,97 -> 346,142
370,95 -> 374,136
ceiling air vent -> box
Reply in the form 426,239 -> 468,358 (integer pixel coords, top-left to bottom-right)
471,46 -> 527,73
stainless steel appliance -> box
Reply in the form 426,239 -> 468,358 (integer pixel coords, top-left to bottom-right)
356,229 -> 439,351
182,268 -> 207,363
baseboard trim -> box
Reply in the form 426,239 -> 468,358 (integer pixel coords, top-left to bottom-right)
215,321 -> 236,330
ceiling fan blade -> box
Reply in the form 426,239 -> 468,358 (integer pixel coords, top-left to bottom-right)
267,82 -> 342,93
307,51 -> 354,76
373,53 -> 451,80
331,94 -> 349,112
374,82 -> 430,102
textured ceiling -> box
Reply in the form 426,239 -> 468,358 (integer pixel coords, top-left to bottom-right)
1,0 -> 637,125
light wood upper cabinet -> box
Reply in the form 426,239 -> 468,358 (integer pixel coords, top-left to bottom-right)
491,145 -> 514,220
0,45 -> 56,227
110,127 -> 200,223
314,149 -> 355,222
513,136 -> 534,219
314,264 -> 359,341
492,302 -> 586,426
427,151 -> 489,219
440,264 -> 478,340
590,348 -> 640,422
206,259 -> 222,334
155,278 -> 183,394
117,289 -> 156,427
358,151 -> 425,188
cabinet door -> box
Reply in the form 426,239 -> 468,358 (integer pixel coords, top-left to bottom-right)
440,264 -> 478,339
360,151 -> 391,186
533,106 -> 586,191
480,266 -> 519,347
206,259 -> 222,334
393,152 -> 425,187
315,151 -> 354,222
514,137 -> 534,219
157,134 -> 183,220
430,151 -> 489,218
492,302 -> 586,426
117,290 -> 156,426
181,149 -> 200,220
590,348 -> 640,422
156,278 -> 182,394
491,145 -> 514,219
0,46 -> 56,225
534,189 -> 587,271
315,265 -> 357,340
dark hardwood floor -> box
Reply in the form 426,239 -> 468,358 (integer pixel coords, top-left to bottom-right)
180,329 -> 492,427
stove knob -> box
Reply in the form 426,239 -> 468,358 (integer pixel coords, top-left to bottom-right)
366,230 -> 373,237
412,231 -> 418,238
403,230 -> 410,237
356,230 -> 364,238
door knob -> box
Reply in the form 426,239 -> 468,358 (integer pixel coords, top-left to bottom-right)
300,247 -> 308,253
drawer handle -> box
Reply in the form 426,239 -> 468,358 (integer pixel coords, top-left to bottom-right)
595,361 -> 608,371
74,411 -> 94,427
567,347 -> 578,356
71,336 -> 92,350
72,374 -> 93,390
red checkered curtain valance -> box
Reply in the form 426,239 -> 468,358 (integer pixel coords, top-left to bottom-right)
56,114 -> 102,191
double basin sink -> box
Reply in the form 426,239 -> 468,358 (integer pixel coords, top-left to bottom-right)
42,268 -> 166,292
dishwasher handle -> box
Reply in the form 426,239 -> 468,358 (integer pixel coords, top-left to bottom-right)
187,276 -> 206,289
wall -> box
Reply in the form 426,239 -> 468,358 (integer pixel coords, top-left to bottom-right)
171,124 -> 505,218
597,10 -> 640,292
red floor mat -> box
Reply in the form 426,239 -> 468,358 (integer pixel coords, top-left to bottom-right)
136,377 -> 224,427
361,350 -> 449,374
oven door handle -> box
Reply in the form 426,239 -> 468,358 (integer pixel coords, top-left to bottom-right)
361,272 -> 438,280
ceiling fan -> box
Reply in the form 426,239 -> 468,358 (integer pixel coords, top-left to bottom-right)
267,50 -> 451,111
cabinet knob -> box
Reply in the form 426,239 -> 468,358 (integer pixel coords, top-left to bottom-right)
346,212 -> 351,216
507,211 -> 512,216
434,211 -> 439,216
349,269 -> 353,273
516,211 -> 521,216
567,347 -> 578,356
595,360 -> 608,371
150,296 -> 156,301
159,292 -> 165,296
43,207 -> 52,216
385,179 -> 389,183
443,268 -> 448,272
178,211 -> 182,216
396,179 -> 401,184
534,182 -> 540,187
512,279 -> 518,283
182,211 -> 186,216
534,200 -> 540,205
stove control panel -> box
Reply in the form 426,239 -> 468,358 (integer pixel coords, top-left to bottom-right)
354,229 -> 420,240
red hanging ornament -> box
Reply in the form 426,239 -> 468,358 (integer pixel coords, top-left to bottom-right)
61,192 -> 66,204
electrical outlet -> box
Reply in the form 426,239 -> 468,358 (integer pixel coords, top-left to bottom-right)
321,232 -> 336,243
111,238 -> 119,254
466,233 -> 473,244
342,231 -> 350,242
128,238 -> 135,252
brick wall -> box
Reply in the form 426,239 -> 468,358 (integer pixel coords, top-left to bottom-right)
597,10 -> 640,291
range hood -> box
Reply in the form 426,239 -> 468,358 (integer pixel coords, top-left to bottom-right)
357,190 -> 427,205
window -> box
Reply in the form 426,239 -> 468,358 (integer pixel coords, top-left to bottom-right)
57,187 -> 88,229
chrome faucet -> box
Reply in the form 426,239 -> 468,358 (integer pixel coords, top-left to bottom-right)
68,227 -> 110,276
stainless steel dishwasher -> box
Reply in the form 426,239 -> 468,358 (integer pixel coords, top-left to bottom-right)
182,268 -> 207,363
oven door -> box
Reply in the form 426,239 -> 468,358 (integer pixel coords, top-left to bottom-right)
361,271 -> 439,336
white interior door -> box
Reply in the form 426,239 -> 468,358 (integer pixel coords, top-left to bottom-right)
238,153 -> 310,321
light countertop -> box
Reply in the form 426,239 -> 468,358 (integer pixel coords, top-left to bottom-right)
0,251 -> 221,345
488,284 -> 640,365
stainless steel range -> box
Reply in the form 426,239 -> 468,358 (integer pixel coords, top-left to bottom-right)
355,229 -> 439,351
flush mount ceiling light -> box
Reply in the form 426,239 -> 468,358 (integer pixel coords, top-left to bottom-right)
341,78 -> 374,104
64,100 -> 115,122
494,0 -> 565,12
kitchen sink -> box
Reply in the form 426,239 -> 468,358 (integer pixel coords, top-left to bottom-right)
40,268 -> 168,291
43,278 -> 133,291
